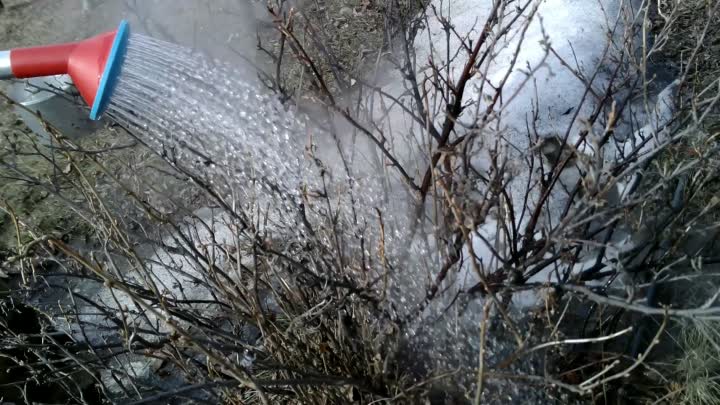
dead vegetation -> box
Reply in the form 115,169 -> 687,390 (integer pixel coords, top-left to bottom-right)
256,0 -> 426,96
0,0 -> 718,404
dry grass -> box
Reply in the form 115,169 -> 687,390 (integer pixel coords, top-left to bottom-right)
649,1 -> 720,402
676,321 -> 720,405
655,0 -> 720,131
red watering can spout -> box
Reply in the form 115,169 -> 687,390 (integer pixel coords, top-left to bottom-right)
0,21 -> 130,120
8,32 -> 116,108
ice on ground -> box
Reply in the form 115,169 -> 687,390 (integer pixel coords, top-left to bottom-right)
379,0 -> 681,299
388,0 -> 627,145
55,207 -> 245,345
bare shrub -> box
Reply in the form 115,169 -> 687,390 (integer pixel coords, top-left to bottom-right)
0,0 -> 718,403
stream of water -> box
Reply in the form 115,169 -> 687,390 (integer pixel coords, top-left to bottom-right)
106,33 -> 421,274
107,34 -> 305,199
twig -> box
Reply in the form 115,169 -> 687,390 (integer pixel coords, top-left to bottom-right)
473,300 -> 492,405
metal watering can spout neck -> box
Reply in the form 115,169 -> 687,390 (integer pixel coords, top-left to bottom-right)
0,50 -> 12,80
0,20 -> 130,120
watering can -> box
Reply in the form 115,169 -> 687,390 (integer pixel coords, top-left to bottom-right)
8,75 -> 103,142
0,21 -> 129,120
